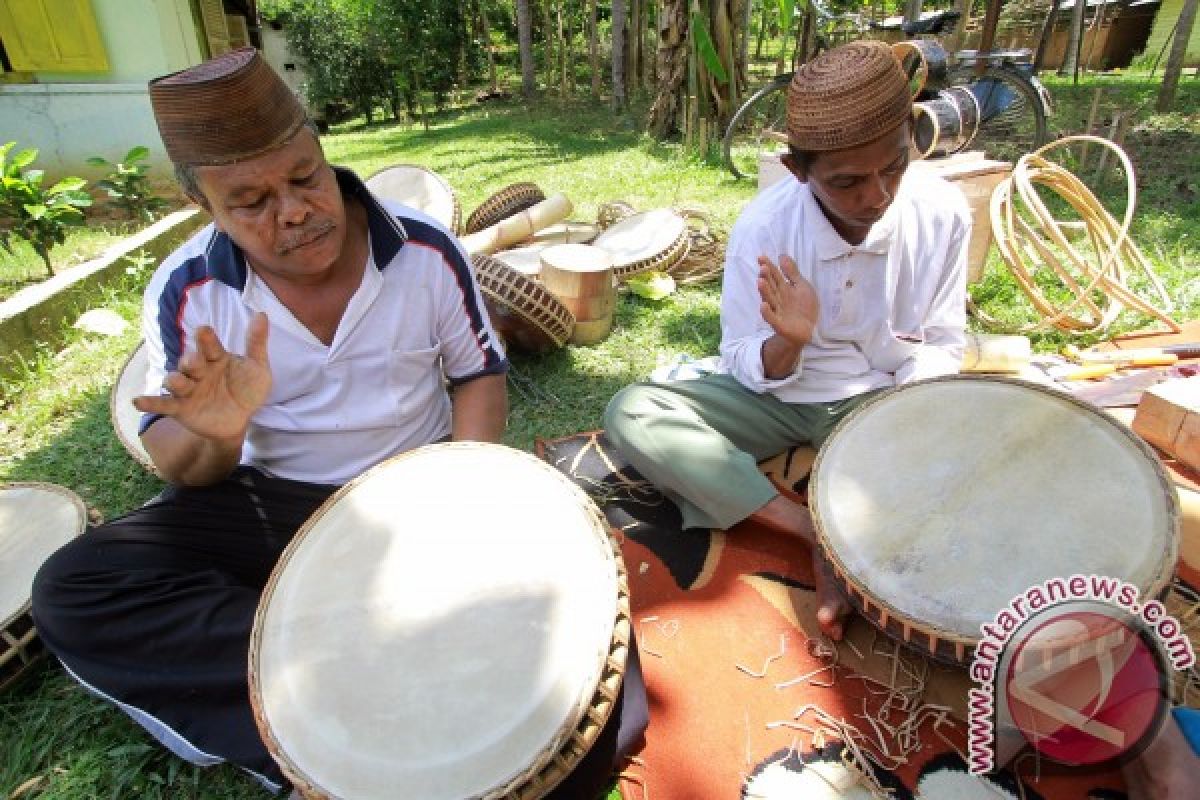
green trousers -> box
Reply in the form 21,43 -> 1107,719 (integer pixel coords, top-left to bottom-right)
603,374 -> 881,531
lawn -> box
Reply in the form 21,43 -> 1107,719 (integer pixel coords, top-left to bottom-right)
0,223 -> 137,303
1,72 -> 1197,799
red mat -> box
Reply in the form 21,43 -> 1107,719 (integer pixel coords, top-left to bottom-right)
538,432 -> 1200,800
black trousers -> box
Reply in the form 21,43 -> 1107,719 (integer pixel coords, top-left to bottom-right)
32,468 -> 647,795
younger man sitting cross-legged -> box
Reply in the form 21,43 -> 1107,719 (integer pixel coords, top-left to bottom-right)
604,41 -> 971,641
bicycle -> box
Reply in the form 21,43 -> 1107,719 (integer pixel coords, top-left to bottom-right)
721,26 -> 1050,180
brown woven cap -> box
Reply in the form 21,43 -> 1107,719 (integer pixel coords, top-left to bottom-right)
787,41 -> 912,152
149,48 -> 307,166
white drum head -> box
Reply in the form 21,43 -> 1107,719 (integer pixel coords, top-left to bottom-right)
252,443 -> 619,799
0,484 -> 87,627
492,243 -> 553,277
592,209 -> 686,270
813,377 -> 1178,643
527,222 -> 600,246
365,165 -> 458,233
111,342 -> 154,471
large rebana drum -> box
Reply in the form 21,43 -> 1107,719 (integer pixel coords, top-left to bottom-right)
1,483 -> 87,691
591,209 -> 689,281
811,376 -> 1179,665
111,341 -> 156,473
250,443 -> 630,799
365,164 -> 461,234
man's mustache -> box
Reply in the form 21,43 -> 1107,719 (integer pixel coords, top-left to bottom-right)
278,220 -> 335,254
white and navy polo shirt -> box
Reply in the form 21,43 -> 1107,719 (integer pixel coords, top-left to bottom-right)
140,168 -> 508,485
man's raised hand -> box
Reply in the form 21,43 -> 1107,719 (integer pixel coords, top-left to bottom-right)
757,254 -> 818,348
134,312 -> 272,441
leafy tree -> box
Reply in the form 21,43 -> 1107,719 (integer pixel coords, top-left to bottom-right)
0,142 -> 92,277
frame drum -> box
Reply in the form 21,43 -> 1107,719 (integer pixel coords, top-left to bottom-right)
1,483 -> 87,691
591,209 -> 689,281
365,164 -> 461,234
111,341 -> 156,473
250,443 -> 629,799
811,376 -> 1179,665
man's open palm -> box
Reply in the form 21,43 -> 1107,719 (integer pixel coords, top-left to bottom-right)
134,312 -> 272,441
758,255 -> 818,347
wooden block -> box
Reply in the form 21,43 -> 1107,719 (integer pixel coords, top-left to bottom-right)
1133,377 -> 1200,472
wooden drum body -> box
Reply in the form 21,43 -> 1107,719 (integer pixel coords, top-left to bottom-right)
250,443 -> 630,799
111,341 -> 156,473
811,376 -> 1179,665
1,483 -> 87,691
539,244 -> 616,346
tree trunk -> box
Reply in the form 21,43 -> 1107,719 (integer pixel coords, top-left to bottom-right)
543,0 -> 556,88
629,0 -> 642,92
559,0 -> 570,98
711,0 -> 738,128
754,0 -> 768,59
737,0 -> 751,93
612,0 -> 628,109
589,0 -> 600,96
479,0 -> 498,92
903,0 -> 923,26
1157,0 -> 1200,111
1032,3 -> 1058,74
647,0 -> 689,137
1061,0 -> 1088,80
517,0 -> 535,97
950,0 -> 972,56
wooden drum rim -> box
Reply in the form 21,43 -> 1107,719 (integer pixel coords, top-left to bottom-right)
473,254 -> 576,350
110,341 -> 157,474
248,443 -> 630,799
809,375 -> 1181,665
0,482 -> 88,630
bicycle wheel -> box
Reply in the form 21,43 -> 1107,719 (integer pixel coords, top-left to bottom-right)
722,74 -> 792,180
944,63 -> 1048,163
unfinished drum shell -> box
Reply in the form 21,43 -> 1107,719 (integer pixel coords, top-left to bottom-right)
465,182 -> 547,234
472,254 -> 575,353
365,164 -> 462,234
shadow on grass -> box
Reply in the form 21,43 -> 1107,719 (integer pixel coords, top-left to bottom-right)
3,386 -> 161,522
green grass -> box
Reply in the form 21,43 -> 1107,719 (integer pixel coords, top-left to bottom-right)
1,73 -> 1197,799
0,222 -> 138,303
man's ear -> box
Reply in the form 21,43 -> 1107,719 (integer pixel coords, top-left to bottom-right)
780,152 -> 808,184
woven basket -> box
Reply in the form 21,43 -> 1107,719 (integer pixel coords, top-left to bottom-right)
669,207 -> 726,286
473,254 -> 575,352
465,182 -> 547,234
595,201 -> 637,231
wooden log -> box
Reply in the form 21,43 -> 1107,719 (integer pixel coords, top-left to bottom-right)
460,193 -> 573,255
540,244 -> 616,345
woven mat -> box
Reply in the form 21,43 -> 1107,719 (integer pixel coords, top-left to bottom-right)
537,432 -> 1200,800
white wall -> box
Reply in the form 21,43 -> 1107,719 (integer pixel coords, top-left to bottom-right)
0,0 -> 205,178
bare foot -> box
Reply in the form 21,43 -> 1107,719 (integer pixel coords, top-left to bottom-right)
748,494 -> 815,544
1122,712 -> 1200,799
749,495 -> 851,640
813,551 -> 851,641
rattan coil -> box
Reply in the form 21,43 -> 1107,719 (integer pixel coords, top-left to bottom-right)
596,201 -> 637,230
465,183 -> 547,234
473,254 -> 576,352
668,207 -> 725,285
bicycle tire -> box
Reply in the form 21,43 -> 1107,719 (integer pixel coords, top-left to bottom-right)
944,62 -> 1048,162
721,72 -> 793,180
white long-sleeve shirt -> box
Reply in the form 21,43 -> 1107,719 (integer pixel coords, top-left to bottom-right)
719,168 -> 971,403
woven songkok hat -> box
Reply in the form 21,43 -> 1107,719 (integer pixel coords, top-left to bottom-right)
787,41 -> 912,152
149,48 -> 307,166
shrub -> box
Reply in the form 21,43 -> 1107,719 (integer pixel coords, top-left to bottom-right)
88,146 -> 169,222
0,142 -> 92,277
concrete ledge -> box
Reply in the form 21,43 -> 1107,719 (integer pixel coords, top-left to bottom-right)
0,208 -> 208,386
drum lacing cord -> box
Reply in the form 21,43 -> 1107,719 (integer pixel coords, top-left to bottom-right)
975,134 -> 1180,335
